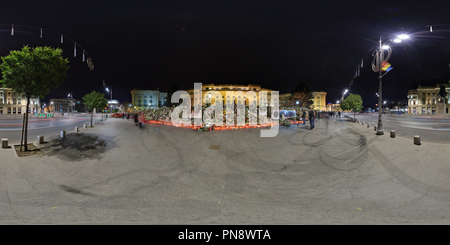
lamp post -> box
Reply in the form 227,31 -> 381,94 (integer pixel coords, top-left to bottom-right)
372,34 -> 409,135
106,87 -> 113,112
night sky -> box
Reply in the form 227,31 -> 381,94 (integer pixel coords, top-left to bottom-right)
1,0 -> 450,108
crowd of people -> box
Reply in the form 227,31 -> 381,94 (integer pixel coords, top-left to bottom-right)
117,109 -> 344,130
119,112 -> 145,129
299,109 -> 342,130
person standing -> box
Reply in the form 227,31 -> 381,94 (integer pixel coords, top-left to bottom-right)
302,110 -> 307,125
308,109 -> 315,129
138,113 -> 144,129
308,109 -> 316,129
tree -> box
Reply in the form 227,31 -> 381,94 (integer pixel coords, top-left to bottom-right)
291,92 -> 312,109
340,93 -> 363,119
292,82 -> 313,109
167,82 -> 181,107
0,46 -> 69,151
119,101 -> 131,112
82,91 -> 108,126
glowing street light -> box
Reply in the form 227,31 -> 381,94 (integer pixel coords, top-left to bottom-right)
372,33 -> 410,135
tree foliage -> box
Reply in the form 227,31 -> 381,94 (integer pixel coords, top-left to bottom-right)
83,90 -> 108,126
292,82 -> 313,108
0,46 -> 69,99
0,45 -> 69,151
167,82 -> 181,107
83,90 -> 108,112
340,93 -> 363,118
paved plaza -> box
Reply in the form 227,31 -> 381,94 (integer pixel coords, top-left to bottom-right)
1,116 -> 450,224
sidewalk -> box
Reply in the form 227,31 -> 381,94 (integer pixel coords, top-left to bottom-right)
1,116 -> 450,224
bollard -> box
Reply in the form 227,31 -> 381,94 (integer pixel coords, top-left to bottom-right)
414,135 -> 421,145
362,121 -> 364,125
84,124 -> 87,128
75,127 -> 79,132
37,135 -> 44,145
367,123 -> 370,128
1,138 -> 8,148
374,126 -> 377,131
60,131 -> 65,138
390,130 -> 396,138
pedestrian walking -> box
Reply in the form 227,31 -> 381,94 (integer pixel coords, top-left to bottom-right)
309,110 -> 315,129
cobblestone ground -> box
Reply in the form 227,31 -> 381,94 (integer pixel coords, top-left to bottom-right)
1,118 -> 450,224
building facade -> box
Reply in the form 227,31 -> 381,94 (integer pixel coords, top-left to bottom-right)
48,98 -> 87,113
407,84 -> 450,114
0,87 -> 41,115
311,91 -> 327,111
131,89 -> 168,110
185,83 -> 276,107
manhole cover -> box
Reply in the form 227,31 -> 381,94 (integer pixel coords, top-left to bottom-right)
209,145 -> 220,150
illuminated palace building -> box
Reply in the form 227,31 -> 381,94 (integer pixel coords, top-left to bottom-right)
0,87 -> 41,115
407,84 -> 450,114
185,83 -> 327,110
407,69 -> 450,114
185,83 -> 276,106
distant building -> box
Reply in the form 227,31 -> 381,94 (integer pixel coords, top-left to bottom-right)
107,100 -> 120,111
311,91 -> 327,111
0,87 -> 41,115
407,84 -> 450,114
48,98 -> 87,113
407,69 -> 450,114
131,89 -> 168,110
185,83 -> 276,107
327,103 -> 340,112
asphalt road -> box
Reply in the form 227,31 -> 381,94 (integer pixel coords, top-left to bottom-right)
349,113 -> 450,144
0,114 -> 106,144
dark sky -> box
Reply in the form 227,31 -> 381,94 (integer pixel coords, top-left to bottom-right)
1,0 -> 450,107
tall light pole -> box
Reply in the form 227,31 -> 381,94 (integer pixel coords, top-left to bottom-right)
372,34 -> 409,135
106,87 -> 113,112
376,37 -> 385,135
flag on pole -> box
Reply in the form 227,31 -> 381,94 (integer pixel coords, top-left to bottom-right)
381,61 -> 393,72
11,24 -> 14,35
61,34 -> 64,43
74,42 -> 77,57
40,28 -> 42,38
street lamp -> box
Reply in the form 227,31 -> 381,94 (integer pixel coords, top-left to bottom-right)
371,34 -> 409,135
106,87 -> 113,112
340,89 -> 348,104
